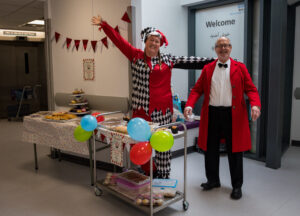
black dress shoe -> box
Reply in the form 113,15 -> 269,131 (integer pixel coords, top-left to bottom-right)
230,188 -> 242,200
200,182 -> 221,190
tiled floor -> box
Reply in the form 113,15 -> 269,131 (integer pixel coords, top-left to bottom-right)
0,119 -> 300,216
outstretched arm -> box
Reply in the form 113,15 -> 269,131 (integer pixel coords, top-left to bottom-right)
92,15 -> 139,61
171,55 -> 215,70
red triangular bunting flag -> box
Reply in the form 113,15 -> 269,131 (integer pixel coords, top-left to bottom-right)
101,37 -> 108,49
91,40 -> 98,52
121,12 -> 131,23
55,32 -> 60,42
66,38 -> 72,49
82,39 -> 88,51
114,25 -> 120,34
74,40 -> 80,51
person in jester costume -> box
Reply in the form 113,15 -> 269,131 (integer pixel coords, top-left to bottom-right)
92,15 -> 213,179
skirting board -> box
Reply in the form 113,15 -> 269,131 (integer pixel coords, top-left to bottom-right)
291,140 -> 300,147
171,146 -> 197,158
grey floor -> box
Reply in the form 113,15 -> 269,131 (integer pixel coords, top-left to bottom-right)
1,119 -> 300,216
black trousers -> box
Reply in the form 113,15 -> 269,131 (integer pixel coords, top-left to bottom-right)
205,106 -> 243,189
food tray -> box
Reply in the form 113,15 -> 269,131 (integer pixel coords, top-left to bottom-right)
116,178 -> 150,194
116,170 -> 150,186
98,118 -> 125,129
68,111 -> 91,115
69,102 -> 88,106
70,93 -> 85,97
42,118 -> 76,123
116,171 -> 150,194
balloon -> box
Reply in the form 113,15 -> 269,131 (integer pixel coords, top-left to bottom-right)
74,125 -> 93,142
150,131 -> 174,152
80,115 -> 97,131
91,112 -> 105,122
130,141 -> 152,165
127,118 -> 151,141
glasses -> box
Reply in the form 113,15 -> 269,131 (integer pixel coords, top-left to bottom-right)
215,44 -> 231,49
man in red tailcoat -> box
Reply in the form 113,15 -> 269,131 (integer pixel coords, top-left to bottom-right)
184,37 -> 261,200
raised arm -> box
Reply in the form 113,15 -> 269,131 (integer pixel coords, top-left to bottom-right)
170,55 -> 215,70
92,15 -> 139,61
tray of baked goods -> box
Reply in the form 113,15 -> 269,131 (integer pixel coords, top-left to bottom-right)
69,107 -> 91,116
43,111 -> 78,122
30,111 -> 53,118
69,98 -> 88,106
71,88 -> 85,96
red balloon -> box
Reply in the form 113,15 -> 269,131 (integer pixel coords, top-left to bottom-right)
130,141 -> 152,165
91,112 -> 105,122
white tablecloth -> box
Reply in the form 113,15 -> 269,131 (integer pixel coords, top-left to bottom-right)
22,115 -> 90,155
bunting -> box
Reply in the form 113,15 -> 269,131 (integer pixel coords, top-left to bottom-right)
101,37 -> 108,49
55,32 -> 60,42
114,25 -> 120,34
66,38 -> 72,49
74,40 -> 80,50
82,39 -> 88,51
91,40 -> 98,52
54,9 -> 131,52
121,12 -> 131,23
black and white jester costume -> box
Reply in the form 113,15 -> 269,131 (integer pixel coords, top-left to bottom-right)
100,21 -> 214,178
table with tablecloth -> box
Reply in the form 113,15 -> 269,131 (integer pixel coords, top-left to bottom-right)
22,114 -> 135,185
23,115 -> 90,155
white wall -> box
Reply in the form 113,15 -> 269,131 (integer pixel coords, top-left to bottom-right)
181,0 -> 206,7
47,0 -> 205,104
47,0 -> 131,103
139,0 -> 190,101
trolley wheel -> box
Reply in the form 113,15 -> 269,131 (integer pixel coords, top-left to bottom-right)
183,200 -> 189,211
94,187 -> 103,196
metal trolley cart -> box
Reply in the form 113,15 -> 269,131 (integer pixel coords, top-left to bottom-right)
93,120 -> 189,216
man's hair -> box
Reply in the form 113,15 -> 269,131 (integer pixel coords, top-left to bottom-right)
215,37 -> 231,47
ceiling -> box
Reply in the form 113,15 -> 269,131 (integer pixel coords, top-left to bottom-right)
0,0 -> 298,32
0,0 -> 44,31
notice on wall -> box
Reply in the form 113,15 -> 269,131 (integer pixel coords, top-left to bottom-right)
83,59 -> 95,81
195,3 -> 245,68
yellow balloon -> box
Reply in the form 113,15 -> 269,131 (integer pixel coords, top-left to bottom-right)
74,125 -> 93,142
150,131 -> 174,152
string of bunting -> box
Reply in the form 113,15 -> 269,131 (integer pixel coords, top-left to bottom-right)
54,11 -> 131,52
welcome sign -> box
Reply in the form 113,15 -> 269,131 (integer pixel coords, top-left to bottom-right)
195,2 -> 245,79
205,19 -> 236,28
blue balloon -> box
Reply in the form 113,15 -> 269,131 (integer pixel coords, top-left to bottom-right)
80,115 -> 97,131
127,117 -> 151,141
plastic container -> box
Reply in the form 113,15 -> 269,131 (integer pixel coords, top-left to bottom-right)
186,113 -> 195,122
116,170 -> 150,193
152,179 -> 178,188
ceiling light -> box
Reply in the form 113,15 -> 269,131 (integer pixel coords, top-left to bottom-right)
27,20 -> 44,25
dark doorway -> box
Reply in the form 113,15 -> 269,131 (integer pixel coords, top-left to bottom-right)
0,40 -> 48,119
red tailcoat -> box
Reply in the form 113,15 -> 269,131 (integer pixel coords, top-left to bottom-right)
186,58 -> 261,152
